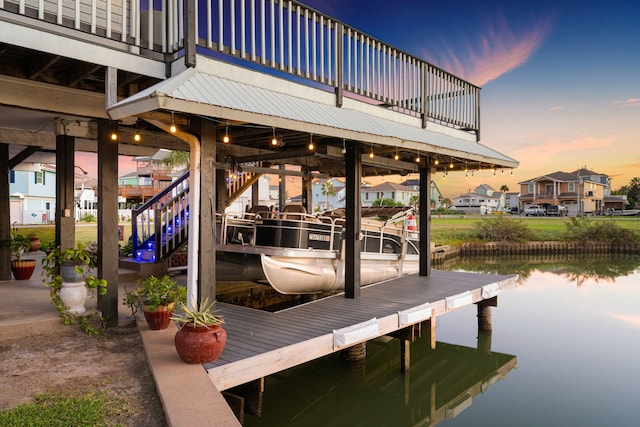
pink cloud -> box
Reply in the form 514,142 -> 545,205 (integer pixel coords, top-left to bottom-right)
608,313 -> 640,330
613,98 -> 640,108
422,13 -> 553,86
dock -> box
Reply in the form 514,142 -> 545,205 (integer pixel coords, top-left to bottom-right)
206,269 -> 517,391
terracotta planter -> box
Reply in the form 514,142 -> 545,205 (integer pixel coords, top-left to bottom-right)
174,324 -> 227,364
142,303 -> 175,330
11,259 -> 37,280
29,238 -> 41,252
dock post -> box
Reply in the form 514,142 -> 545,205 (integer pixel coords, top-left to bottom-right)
476,297 -> 497,332
477,330 -> 492,354
343,342 -> 366,361
426,309 -> 437,349
401,339 -> 411,372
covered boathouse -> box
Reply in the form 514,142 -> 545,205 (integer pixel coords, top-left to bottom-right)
0,1 -> 519,424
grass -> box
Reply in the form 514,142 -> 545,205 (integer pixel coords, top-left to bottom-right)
0,392 -> 130,427
14,223 -> 132,250
430,215 -> 640,245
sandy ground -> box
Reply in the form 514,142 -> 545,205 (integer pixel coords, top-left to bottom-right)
0,320 -> 167,426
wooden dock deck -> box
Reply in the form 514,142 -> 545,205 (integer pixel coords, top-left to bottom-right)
207,269 -> 517,391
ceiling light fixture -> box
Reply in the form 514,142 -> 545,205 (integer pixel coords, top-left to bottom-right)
169,112 -> 177,133
223,123 -> 230,143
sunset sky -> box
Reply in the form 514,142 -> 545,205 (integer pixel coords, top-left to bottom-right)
82,0 -> 639,198
304,0 -> 639,196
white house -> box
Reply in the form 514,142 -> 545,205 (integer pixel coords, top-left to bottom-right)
454,192 -> 502,214
361,182 -> 418,207
312,178 -> 346,212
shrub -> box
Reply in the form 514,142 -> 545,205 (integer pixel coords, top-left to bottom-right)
564,218 -> 640,244
472,217 -> 532,243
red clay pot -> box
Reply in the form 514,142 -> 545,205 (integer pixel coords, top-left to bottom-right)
174,324 -> 227,364
11,259 -> 37,280
142,303 -> 174,330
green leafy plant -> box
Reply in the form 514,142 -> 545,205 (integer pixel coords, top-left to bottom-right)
171,298 -> 224,328
9,223 -> 30,261
123,275 -> 186,315
41,242 -> 106,335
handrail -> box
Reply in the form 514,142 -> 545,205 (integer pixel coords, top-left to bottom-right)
131,171 -> 190,259
3,0 -> 480,136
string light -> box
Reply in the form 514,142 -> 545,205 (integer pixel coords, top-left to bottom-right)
341,139 -> 347,154
133,119 -> 141,142
449,158 -> 454,169
169,112 -> 177,133
308,134 -> 314,151
110,122 -> 118,141
434,158 -> 439,165
271,128 -> 278,146
394,151 -> 399,161
369,144 -> 374,159
223,123 -> 230,143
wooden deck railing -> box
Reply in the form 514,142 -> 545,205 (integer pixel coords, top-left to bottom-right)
2,0 -> 480,136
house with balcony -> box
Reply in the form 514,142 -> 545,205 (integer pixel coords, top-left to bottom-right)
1,0 -> 518,358
518,168 -> 607,215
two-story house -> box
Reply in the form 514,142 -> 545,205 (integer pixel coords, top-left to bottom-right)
361,182 -> 418,207
518,168 -> 607,215
9,164 -> 57,224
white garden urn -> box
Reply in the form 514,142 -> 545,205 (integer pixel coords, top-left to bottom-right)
59,281 -> 87,314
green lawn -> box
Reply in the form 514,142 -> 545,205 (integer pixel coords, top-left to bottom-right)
14,215 -> 640,249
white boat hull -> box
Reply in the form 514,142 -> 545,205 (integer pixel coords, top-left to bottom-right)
261,253 -> 419,294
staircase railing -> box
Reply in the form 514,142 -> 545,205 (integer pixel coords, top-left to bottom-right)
131,172 -> 190,262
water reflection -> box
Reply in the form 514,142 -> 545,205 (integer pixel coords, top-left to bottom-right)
244,333 -> 517,427
437,253 -> 640,285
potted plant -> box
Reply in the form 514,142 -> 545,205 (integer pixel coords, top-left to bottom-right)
42,242 -> 104,315
171,298 -> 226,364
27,232 -> 42,252
123,275 -> 187,330
9,224 -> 37,280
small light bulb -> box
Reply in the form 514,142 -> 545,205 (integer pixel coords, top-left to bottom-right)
223,135 -> 230,143
308,142 -> 314,150
415,156 -> 420,163
434,159 -> 439,165
110,132 -> 118,141
394,153 -> 399,161
169,124 -> 177,133
134,133 -> 141,142
369,151 -> 374,159
271,137 -> 278,146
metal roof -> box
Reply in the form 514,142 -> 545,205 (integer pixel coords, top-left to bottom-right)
108,67 -> 518,175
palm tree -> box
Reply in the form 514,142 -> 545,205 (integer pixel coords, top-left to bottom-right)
500,184 -> 510,193
321,180 -> 335,210
163,150 -> 190,170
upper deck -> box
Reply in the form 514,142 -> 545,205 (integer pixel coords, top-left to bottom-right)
1,0 -> 481,138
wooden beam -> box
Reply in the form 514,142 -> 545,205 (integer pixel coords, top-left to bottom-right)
8,146 -> 41,169
0,144 -> 10,280
97,119 -> 119,326
55,134 -> 75,250
419,162 -> 431,276
345,141 -> 362,299
197,118 -> 217,303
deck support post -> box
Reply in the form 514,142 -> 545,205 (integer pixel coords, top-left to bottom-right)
477,297 -> 497,332
344,140 -> 362,298
97,119 -> 120,327
343,342 -> 366,361
55,133 -> 75,250
426,309 -> 437,349
0,144 -> 10,281
418,163 -> 431,276
401,339 -> 411,372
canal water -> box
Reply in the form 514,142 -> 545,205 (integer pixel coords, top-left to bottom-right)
244,254 -> 640,426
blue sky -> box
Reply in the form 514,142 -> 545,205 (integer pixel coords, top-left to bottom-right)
303,0 -> 640,196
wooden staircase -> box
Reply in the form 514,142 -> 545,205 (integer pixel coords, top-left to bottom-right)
130,167 -> 262,264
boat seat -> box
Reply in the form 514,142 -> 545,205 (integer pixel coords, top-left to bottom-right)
282,204 -> 307,219
245,205 -> 271,218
